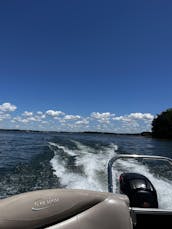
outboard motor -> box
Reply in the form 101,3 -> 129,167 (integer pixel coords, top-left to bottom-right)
119,173 -> 158,208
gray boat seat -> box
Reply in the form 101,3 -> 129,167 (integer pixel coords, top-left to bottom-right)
0,189 -> 133,229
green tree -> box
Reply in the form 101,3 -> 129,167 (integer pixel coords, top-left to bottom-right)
152,108 -> 172,139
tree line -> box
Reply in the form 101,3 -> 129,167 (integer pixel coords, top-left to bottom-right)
152,108 -> 172,139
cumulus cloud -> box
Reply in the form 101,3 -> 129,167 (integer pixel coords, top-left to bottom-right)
22,111 -> 33,117
128,113 -> 154,120
46,110 -> 65,117
113,116 -> 127,121
13,117 -> 29,123
0,102 -> 17,123
0,102 -> 17,112
90,112 -> 115,124
0,102 -> 155,133
37,111 -> 43,115
91,112 -> 114,119
111,112 -> 154,133
113,113 -> 154,122
64,115 -> 81,120
0,113 -> 11,121
75,119 -> 89,125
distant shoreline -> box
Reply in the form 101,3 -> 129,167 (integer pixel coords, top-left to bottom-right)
0,129 -> 152,137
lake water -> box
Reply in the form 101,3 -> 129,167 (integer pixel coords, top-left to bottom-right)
0,130 -> 172,209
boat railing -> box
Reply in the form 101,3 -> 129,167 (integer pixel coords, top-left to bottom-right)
107,154 -> 172,193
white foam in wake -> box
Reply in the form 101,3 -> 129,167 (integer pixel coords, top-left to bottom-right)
49,141 -> 172,209
49,141 -> 117,191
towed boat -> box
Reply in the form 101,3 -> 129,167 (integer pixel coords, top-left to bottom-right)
0,154 -> 172,228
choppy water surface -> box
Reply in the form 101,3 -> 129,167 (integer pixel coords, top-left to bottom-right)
0,130 -> 172,209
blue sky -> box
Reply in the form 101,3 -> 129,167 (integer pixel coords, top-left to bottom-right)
0,1 -> 172,132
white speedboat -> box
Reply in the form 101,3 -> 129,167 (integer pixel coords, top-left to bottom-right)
0,154 -> 172,228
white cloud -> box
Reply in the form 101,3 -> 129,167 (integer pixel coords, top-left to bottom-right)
41,120 -> 48,124
37,111 -> 43,115
12,113 -> 46,124
0,113 -> 11,121
75,119 -> 89,125
113,113 -> 154,122
13,117 -> 29,123
46,110 -> 65,117
91,112 -> 114,119
27,117 -> 38,122
22,111 -> 33,117
0,102 -> 17,112
0,102 -> 155,133
64,115 -> 81,120
113,116 -> 128,121
90,112 -> 115,124
128,113 -> 154,120
111,112 -> 154,133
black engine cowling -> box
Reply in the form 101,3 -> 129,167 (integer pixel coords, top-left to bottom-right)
119,173 -> 158,208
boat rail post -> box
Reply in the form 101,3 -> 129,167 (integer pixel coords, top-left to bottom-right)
108,156 -> 117,193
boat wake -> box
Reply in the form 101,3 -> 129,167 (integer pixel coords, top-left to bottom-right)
48,141 -> 172,209
49,141 -> 117,191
